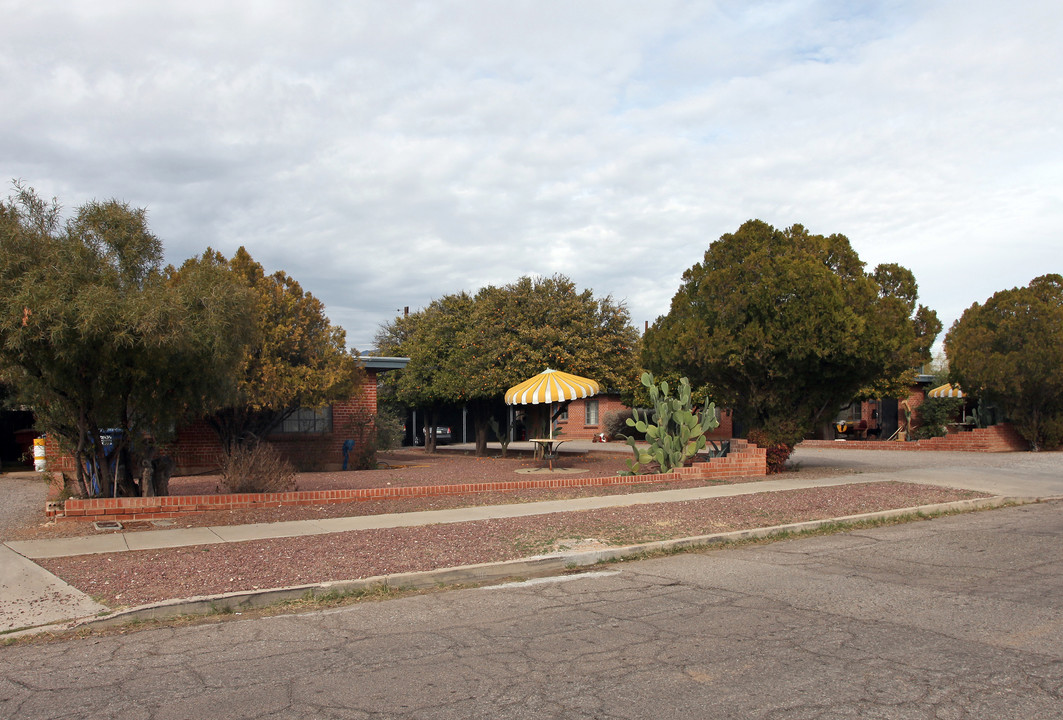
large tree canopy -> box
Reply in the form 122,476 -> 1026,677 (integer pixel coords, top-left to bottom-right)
193,247 -> 363,452
375,292 -> 474,452
376,274 -> 640,455
0,184 -> 251,496
946,274 -> 1063,450
643,220 -> 939,453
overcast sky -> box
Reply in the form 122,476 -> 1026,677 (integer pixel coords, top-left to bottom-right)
4,0 -> 1060,353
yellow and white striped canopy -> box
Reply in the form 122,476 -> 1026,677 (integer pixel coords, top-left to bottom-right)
504,369 -> 600,405
928,383 -> 965,398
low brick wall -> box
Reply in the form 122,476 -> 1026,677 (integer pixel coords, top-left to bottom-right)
800,424 -> 1028,453
46,441 -> 767,523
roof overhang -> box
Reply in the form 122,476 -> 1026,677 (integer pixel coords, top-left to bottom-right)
361,356 -> 410,371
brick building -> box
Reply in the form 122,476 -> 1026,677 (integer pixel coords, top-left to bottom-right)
38,357 -> 407,476
554,395 -> 734,441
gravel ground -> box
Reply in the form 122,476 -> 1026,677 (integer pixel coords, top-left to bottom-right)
37,481 -> 985,607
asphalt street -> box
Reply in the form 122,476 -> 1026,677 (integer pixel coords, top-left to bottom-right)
2,501 -> 1061,719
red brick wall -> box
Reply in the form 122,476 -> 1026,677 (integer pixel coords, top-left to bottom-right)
557,396 -> 733,441
43,436 -> 74,473
800,423 -> 1029,452
556,395 -> 628,439
172,376 -> 378,474
47,441 -> 768,522
45,372 -> 379,476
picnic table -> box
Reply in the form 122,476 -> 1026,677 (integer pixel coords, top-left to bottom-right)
529,438 -> 566,470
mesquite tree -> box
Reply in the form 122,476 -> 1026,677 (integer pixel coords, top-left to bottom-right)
0,184 -> 251,496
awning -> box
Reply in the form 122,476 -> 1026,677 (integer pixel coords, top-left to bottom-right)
504,369 -> 600,441
504,369 -> 600,405
928,383 -> 965,398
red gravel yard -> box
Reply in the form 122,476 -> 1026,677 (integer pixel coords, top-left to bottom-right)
39,481 -> 986,607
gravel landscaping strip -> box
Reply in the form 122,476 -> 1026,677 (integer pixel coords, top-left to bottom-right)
38,481 -> 986,608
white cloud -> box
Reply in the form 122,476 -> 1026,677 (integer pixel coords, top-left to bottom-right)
2,0 -> 1060,352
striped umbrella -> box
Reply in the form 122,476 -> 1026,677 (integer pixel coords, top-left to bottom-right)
505,369 -> 600,439
928,383 -> 965,398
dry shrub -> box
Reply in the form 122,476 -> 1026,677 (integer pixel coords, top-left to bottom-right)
604,409 -> 646,441
221,443 -> 297,494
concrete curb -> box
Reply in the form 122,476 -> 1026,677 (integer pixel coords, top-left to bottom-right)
12,494 -> 1044,639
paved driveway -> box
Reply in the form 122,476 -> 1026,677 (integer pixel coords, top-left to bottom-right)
791,446 -> 1063,498
0,473 -> 48,541
3,502 -> 1060,719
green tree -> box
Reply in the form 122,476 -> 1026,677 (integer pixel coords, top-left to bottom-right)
458,275 -> 640,455
197,247 -> 364,453
643,220 -> 939,463
0,184 -> 251,496
946,274 -> 1063,450
376,275 -> 640,455
375,292 -> 474,452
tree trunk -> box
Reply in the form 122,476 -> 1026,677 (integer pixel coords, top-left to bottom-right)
152,457 -> 174,496
92,428 -> 111,498
475,422 -> 489,456
469,400 -> 493,457
141,455 -> 155,497
423,408 -> 438,453
73,432 -> 90,498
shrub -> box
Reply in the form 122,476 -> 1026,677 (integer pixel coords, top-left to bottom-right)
604,409 -> 645,441
221,443 -> 297,494
1038,413 -> 1063,451
913,397 -> 965,439
746,429 -> 794,474
347,442 -> 378,471
374,408 -> 405,453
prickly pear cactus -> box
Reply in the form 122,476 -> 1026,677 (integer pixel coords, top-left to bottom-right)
623,372 -> 719,474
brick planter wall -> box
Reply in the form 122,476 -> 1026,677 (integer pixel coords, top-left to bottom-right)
46,441 -> 767,523
799,423 -> 1028,453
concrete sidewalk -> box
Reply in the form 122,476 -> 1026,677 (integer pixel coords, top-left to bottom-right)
3,457 -> 1058,636
0,544 -> 109,633
6,474 -> 891,560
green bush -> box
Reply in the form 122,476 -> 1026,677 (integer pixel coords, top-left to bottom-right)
913,397 -> 964,439
1036,413 -> 1063,451
374,408 -> 405,452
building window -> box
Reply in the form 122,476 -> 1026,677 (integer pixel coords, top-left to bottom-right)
558,407 -> 568,421
280,406 -> 333,434
585,398 -> 599,426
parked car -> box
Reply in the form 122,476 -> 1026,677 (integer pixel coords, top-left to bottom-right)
415,426 -> 453,445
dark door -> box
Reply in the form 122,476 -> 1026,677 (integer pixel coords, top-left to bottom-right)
880,399 -> 898,441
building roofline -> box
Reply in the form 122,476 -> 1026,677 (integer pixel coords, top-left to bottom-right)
361,356 -> 410,371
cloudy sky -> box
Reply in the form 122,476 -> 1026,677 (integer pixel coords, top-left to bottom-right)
4,0 -> 1060,353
